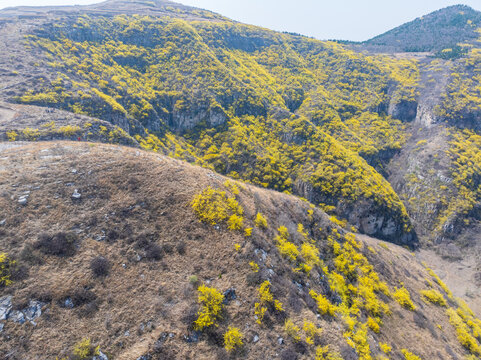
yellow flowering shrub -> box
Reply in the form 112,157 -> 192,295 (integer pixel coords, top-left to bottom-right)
420,289 -> 446,307
194,285 -> 224,330
0,252 -> 15,287
224,327 -> 243,352
401,349 -> 422,360
254,212 -> 268,228
191,186 -> 244,228
393,286 -> 416,310
284,319 -> 301,342
309,290 -> 336,316
303,320 -> 321,345
254,280 -> 284,324
72,338 -> 100,360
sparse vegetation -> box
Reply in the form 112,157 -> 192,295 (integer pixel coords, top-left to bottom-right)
90,256 -> 110,277
3,2 -> 481,359
194,285 -> 225,330
0,252 -> 15,287
394,286 -> 416,310
71,338 -> 100,360
34,232 -> 77,257
224,327 -> 243,352
420,289 -> 447,307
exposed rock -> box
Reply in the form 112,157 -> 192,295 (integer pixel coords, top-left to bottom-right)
360,215 -> 384,235
254,248 -> 268,261
0,322 -> 4,332
23,300 -> 45,322
18,194 -> 28,205
222,288 -> 236,304
72,189 -> 81,199
62,297 -> 74,309
253,334 -> 260,343
135,356 -> 151,360
0,296 -> 12,321
183,331 -> 200,343
9,310 -> 25,324
93,350 -> 109,360
438,243 -> 463,260
170,106 -> 228,132
389,99 -> 418,122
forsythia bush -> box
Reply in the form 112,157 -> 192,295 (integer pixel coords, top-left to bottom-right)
379,342 -> 392,354
254,280 -> 284,324
284,319 -> 301,342
446,306 -> 481,356
194,285 -> 225,330
275,226 -> 299,262
191,187 -> 244,229
254,212 -> 268,228
393,286 -> 416,310
224,327 -> 243,352
420,289 -> 447,307
315,345 -> 343,360
0,252 -> 14,287
401,349 -> 422,360
309,290 -> 336,316
72,338 -> 100,360
367,317 -> 381,333
303,320 -> 321,345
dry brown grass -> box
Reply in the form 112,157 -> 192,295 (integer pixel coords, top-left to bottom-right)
0,141 -> 471,359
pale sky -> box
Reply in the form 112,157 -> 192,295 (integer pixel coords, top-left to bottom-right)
0,0 -> 480,41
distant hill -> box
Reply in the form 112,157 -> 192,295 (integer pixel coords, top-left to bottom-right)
363,5 -> 481,53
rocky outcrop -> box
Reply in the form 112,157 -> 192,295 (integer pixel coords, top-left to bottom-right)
389,99 -> 418,122
294,180 -> 417,247
0,296 -> 46,329
169,106 -> 228,132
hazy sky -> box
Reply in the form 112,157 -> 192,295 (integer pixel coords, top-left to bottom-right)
0,0 -> 480,41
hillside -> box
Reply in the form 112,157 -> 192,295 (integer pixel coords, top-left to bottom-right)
2,1 -> 481,358
0,0 -> 421,245
1,141 -> 481,360
363,5 -> 481,54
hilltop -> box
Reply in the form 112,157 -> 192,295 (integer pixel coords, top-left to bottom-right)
362,5 -> 481,55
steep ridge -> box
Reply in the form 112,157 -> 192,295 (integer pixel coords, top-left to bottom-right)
0,141 -> 480,360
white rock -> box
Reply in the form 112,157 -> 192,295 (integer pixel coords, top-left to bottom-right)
72,189 -> 81,199
0,296 -> 12,321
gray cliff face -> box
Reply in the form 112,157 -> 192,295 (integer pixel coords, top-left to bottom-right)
388,99 -> 418,122
169,107 -> 228,132
293,179 -> 417,247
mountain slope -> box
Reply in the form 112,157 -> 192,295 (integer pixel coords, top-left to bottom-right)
0,141 -> 479,360
0,1 -> 420,245
363,5 -> 481,53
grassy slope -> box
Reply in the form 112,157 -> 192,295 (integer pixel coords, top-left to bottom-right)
0,142 -> 480,359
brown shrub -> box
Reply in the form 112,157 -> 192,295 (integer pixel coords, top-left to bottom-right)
90,256 -> 110,277
34,232 -> 77,256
